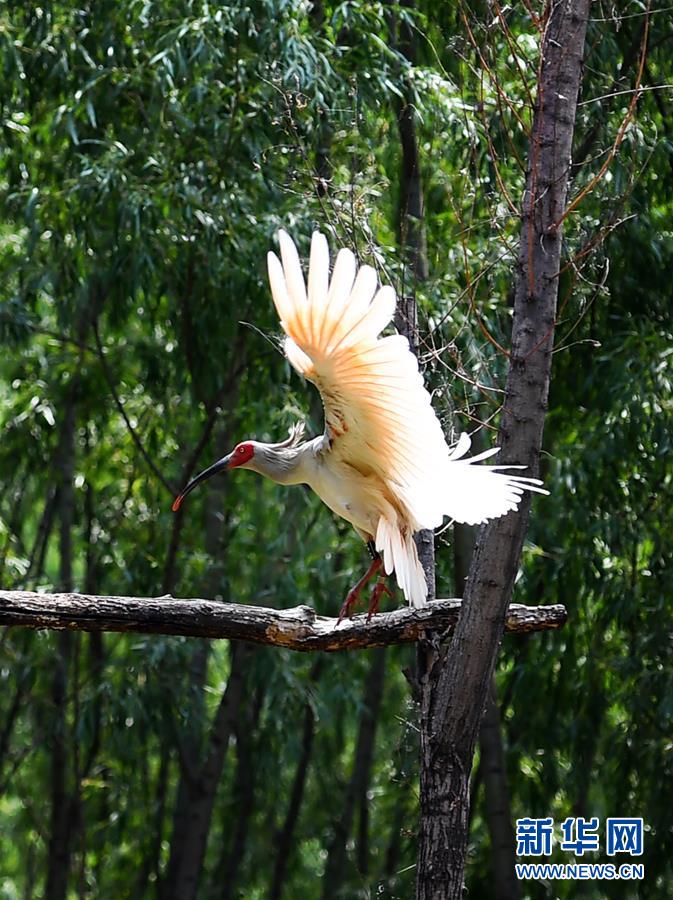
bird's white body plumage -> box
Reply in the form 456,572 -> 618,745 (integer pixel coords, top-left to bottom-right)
265,230 -> 546,607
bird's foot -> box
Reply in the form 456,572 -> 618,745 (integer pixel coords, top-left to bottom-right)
367,578 -> 393,622
337,588 -> 361,625
336,556 -> 384,625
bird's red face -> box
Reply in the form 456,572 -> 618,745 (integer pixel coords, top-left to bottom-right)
229,442 -> 255,468
171,441 -> 255,511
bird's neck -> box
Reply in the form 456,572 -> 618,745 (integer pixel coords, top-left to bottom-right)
250,441 -> 316,485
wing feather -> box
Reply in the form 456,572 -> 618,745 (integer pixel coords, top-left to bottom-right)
308,232 -> 330,344
267,252 -> 294,327
319,248 -> 356,349
268,230 -> 549,584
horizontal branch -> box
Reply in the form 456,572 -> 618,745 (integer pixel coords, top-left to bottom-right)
0,590 -> 567,652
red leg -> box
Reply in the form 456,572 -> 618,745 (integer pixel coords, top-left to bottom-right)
338,557 -> 383,623
367,577 -> 393,622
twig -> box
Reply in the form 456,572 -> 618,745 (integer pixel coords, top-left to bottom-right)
556,3 -> 651,228
92,321 -> 175,495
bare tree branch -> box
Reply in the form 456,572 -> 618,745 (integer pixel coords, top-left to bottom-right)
0,590 -> 566,652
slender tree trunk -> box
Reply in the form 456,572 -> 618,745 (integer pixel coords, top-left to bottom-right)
393,0 -> 428,276
217,685 -> 265,900
383,790 -> 409,886
163,642 -> 249,900
45,395 -> 77,900
395,88 -> 428,282
44,295 -> 103,899
269,659 -> 323,900
321,648 -> 387,898
162,639 -> 210,884
27,486 -> 58,588
74,440 -> 107,897
0,472 -> 28,582
162,427 -> 235,896
132,748 -> 171,898
416,4 -> 591,897
480,680 -> 521,900
393,6 -> 434,599
356,771 -> 371,877
0,674 -> 25,779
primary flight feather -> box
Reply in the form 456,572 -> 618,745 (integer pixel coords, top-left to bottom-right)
173,230 -> 547,616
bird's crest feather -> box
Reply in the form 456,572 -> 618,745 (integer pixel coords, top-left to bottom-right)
270,421 -> 306,450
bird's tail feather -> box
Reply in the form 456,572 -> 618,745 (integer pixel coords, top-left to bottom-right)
441,433 -> 548,526
439,463 -> 545,526
376,517 -> 428,608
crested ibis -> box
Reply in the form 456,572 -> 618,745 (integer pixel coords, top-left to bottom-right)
172,231 -> 547,618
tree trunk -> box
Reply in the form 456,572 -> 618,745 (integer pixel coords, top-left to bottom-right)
480,680 -> 521,900
269,659 -> 323,900
163,642 -> 249,900
133,748 -> 171,897
217,685 -> 265,899
321,648 -> 387,898
45,394 -> 77,900
455,517 -> 520,899
416,4 -> 591,897
393,2 -> 434,599
161,639 -> 210,890
0,672 -> 25,779
24,486 -> 57,588
162,426 -> 233,897
394,0 -> 429,286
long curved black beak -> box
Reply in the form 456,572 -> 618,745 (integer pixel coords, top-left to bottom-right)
172,453 -> 233,512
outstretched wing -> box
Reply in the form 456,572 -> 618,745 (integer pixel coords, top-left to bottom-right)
267,230 -> 546,532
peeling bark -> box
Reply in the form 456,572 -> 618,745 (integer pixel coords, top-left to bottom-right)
0,591 -> 567,649
455,520 -> 520,898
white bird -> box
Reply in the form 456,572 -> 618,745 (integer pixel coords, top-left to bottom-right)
173,230 -> 547,618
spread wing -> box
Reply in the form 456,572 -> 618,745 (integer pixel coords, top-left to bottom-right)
267,230 -> 546,531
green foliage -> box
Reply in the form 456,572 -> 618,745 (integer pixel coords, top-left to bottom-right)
0,1 -> 671,898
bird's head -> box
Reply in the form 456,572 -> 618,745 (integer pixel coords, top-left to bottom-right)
171,441 -> 255,511
171,422 -> 306,511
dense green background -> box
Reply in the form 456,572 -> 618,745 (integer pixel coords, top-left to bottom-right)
0,2 -> 671,897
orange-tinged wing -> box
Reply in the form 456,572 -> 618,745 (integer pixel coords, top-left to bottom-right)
267,230 -> 546,534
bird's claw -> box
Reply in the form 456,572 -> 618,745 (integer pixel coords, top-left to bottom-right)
337,589 -> 360,625
337,556 -> 384,625
367,580 -> 393,622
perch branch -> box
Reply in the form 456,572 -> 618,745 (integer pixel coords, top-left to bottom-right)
0,590 -> 567,653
